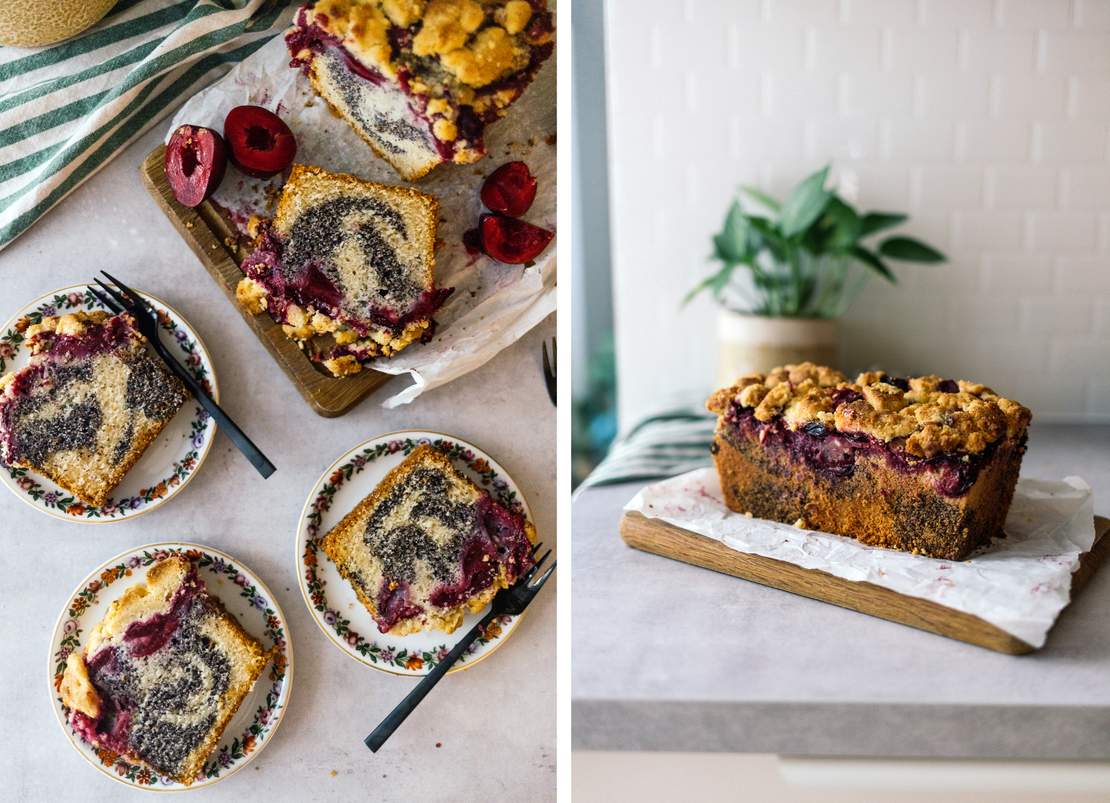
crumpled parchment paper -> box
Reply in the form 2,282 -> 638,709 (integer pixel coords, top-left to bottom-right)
167,34 -> 556,407
626,469 -> 1096,648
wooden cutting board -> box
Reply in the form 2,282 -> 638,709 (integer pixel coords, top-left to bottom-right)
620,511 -> 1110,654
139,144 -> 390,417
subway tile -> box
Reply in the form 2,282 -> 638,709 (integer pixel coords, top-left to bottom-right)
1060,168 -> 1110,208
963,30 -> 1039,74
886,120 -> 957,161
1029,212 -> 1099,250
811,27 -> 884,72
888,28 -> 961,71
765,0 -> 841,25
962,121 -> 1034,162
806,118 -> 881,161
918,73 -> 991,118
1055,257 -> 1110,293
1070,77 -> 1110,119
953,211 -> 1026,249
842,0 -> 919,25
841,73 -> 916,117
727,23 -> 807,70
920,0 -> 993,27
1024,297 -> 1092,334
765,71 -> 841,119
917,166 -> 987,208
1040,32 -> 1110,74
1075,0 -> 1110,29
988,167 -> 1059,209
1037,123 -> 1109,163
981,255 -> 1055,292
997,0 -> 1072,29
994,75 -> 1068,118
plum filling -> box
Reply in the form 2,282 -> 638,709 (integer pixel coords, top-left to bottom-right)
360,464 -> 534,632
724,402 -> 1003,498
67,576 -> 232,778
241,219 -> 452,337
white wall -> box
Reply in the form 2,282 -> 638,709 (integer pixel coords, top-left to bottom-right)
603,0 -> 1110,427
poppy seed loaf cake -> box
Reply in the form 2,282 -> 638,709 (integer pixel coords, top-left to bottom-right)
707,363 -> 1031,560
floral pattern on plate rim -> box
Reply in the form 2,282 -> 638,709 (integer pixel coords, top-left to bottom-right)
303,437 -> 524,671
52,547 -> 290,788
1,289 -> 213,520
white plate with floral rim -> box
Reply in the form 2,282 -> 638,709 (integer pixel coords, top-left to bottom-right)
49,542 -> 293,791
296,431 -> 535,676
0,284 -> 218,523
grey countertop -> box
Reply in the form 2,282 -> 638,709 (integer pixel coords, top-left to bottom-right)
572,423 -> 1110,759
1,126 -> 555,800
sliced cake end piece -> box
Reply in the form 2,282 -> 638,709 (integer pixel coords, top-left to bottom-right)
320,444 -> 535,635
59,556 -> 272,786
237,164 -> 452,376
0,311 -> 187,507
286,0 -> 555,180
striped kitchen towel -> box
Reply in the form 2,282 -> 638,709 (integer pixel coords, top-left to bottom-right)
578,395 -> 716,491
0,0 -> 296,252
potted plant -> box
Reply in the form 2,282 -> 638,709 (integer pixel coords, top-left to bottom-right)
686,165 -> 945,383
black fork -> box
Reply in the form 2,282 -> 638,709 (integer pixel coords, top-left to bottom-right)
90,272 -> 276,479
542,337 -> 556,406
365,543 -> 556,752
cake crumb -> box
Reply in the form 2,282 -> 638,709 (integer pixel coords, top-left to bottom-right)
435,742 -> 442,748
330,770 -> 337,777
793,518 -> 808,529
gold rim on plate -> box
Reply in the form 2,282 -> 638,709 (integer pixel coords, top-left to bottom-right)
294,429 -> 538,677
0,284 -> 220,525
47,540 -> 294,793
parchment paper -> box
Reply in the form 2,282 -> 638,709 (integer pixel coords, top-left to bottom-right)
626,469 -> 1096,648
167,34 -> 556,407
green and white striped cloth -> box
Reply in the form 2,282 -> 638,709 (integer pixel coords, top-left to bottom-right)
580,396 -> 716,490
0,0 -> 296,251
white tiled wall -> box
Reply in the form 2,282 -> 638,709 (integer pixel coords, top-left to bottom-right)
603,0 -> 1110,426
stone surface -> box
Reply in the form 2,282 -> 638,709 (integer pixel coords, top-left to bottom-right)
572,424 -> 1110,759
1,126 -> 555,800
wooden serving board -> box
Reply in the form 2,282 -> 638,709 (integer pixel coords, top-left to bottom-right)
140,144 -> 390,417
620,512 -> 1110,654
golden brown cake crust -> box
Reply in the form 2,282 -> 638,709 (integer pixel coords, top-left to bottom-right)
708,361 -> 1032,459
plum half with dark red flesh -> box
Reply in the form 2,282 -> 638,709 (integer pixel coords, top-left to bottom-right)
223,105 -> 297,179
479,213 -> 554,265
164,125 -> 226,208
480,161 -> 537,217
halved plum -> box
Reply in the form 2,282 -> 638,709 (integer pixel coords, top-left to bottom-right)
480,161 -> 537,217
164,125 -> 226,207
479,213 -> 554,265
223,105 -> 297,178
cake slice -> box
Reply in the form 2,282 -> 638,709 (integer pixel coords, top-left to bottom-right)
59,557 -> 272,786
707,363 -> 1032,560
286,0 -> 555,180
0,311 -> 187,506
320,444 -> 535,635
236,164 -> 452,376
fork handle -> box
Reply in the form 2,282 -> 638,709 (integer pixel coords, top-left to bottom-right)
365,609 -> 496,752
153,342 -> 276,479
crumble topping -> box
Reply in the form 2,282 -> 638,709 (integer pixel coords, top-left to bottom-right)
708,362 -> 1031,459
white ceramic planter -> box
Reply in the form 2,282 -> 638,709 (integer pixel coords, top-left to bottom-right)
0,0 -> 116,48
716,310 -> 840,385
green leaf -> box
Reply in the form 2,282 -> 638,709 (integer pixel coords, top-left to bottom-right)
747,216 -> 787,260
878,236 -> 946,263
713,200 -> 753,263
823,196 -> 862,252
683,261 -> 737,305
859,212 -> 908,236
851,245 -> 896,283
740,185 -> 781,212
779,166 -> 832,238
